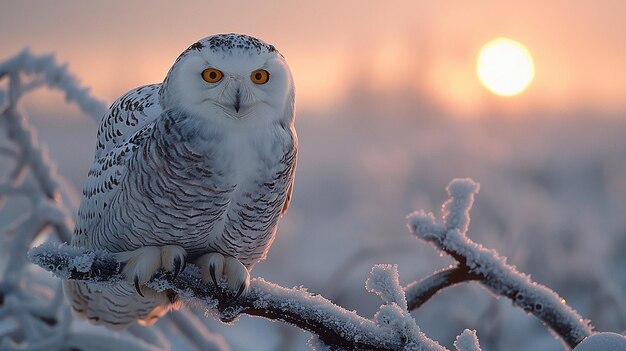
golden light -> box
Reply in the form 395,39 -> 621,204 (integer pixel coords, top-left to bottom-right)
477,37 -> 535,97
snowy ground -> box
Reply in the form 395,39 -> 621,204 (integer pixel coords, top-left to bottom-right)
4,81 -> 626,350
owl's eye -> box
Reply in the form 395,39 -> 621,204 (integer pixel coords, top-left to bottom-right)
250,69 -> 270,84
201,68 -> 223,83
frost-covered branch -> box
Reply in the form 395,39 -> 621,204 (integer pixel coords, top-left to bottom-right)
0,60 -> 78,349
28,242 -> 477,351
0,50 -> 201,351
0,49 -> 107,118
407,178 -> 594,349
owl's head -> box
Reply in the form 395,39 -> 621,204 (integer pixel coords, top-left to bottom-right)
160,34 -> 295,125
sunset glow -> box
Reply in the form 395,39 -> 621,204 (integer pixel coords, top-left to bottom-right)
2,2 -> 626,116
477,38 -> 535,97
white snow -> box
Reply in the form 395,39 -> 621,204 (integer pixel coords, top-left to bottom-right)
366,264 -> 408,310
453,330 -> 481,351
572,332 -> 626,351
441,179 -> 480,234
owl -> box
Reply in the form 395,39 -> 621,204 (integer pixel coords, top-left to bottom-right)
63,33 -> 297,328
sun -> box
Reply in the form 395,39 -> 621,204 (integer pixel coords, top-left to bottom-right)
477,37 -> 535,97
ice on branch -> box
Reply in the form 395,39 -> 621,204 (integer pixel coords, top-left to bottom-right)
366,264 -> 448,351
1,50 -> 221,351
29,242 -> 487,351
572,332 -> 626,351
366,264 -> 408,310
405,211 -> 445,241
29,243 -> 416,350
407,178 -> 593,349
27,241 -> 120,280
453,330 -> 481,351
441,179 -> 480,234
0,49 -> 107,118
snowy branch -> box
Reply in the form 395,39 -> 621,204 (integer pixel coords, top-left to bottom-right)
407,178 -> 594,349
0,49 -> 107,118
26,179 -> 606,350
28,242 -> 474,351
0,51 -> 207,351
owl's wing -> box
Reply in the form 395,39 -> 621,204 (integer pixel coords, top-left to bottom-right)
280,154 -> 296,216
74,85 -> 161,246
280,126 -> 297,217
95,84 -> 162,158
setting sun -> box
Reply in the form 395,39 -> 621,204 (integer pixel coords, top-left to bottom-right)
477,37 -> 535,97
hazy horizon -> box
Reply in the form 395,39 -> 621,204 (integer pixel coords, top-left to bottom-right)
2,1 -> 626,119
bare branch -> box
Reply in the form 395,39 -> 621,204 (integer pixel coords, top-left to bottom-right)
405,266 -> 481,311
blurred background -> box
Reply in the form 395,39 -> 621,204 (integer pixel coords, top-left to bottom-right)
1,1 -> 625,350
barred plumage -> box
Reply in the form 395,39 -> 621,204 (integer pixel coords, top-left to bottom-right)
64,33 -> 297,327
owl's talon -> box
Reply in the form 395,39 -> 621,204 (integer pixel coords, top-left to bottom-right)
115,245 -> 187,297
161,245 -> 187,279
197,252 -> 225,292
134,276 -> 145,297
179,259 -> 187,277
196,252 -> 249,298
230,283 -> 247,303
172,256 -> 184,279
209,264 -> 219,289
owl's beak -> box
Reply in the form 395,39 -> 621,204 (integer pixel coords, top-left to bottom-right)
233,87 -> 241,113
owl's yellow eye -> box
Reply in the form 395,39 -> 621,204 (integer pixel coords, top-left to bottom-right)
201,68 -> 223,83
250,69 -> 270,84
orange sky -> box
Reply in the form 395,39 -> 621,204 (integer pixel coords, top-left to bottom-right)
1,1 -> 625,118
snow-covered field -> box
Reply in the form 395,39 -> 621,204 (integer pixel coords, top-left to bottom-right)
2,57 -> 625,350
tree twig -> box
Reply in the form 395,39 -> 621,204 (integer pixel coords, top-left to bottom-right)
404,266 -> 481,311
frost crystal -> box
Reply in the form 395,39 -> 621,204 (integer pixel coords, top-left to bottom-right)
441,178 -> 480,234
572,332 -> 626,351
453,329 -> 481,351
366,264 -> 408,310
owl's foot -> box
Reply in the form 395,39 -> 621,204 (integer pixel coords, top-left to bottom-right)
115,245 -> 187,297
196,252 -> 250,300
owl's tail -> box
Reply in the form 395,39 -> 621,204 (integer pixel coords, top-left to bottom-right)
63,280 -> 174,329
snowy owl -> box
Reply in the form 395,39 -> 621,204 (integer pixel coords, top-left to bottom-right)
64,33 -> 297,328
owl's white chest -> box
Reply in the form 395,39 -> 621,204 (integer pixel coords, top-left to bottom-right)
89,111 -> 295,268
182,122 -> 291,262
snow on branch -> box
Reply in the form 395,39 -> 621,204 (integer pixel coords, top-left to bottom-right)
29,242 -> 478,351
0,49 -> 107,118
0,50 -> 108,243
407,178 -> 593,349
453,330 -> 481,351
0,51 -> 192,351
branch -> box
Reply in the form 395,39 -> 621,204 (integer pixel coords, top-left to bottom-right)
0,49 -> 107,118
0,50 -> 210,350
406,179 -> 593,349
405,266 -> 480,311
28,242 -> 452,351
